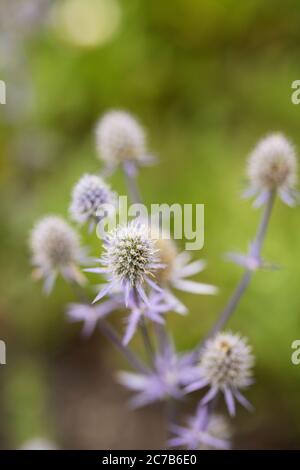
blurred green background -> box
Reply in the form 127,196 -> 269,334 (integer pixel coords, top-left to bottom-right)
0,0 -> 300,449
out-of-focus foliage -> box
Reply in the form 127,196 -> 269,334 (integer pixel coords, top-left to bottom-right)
1,0 -> 300,448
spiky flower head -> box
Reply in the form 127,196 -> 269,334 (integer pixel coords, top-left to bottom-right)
247,133 -> 298,206
106,222 -> 158,287
30,215 -> 85,293
200,331 -> 254,391
185,331 -> 254,415
96,110 -> 146,164
69,173 -> 115,226
89,221 -> 162,306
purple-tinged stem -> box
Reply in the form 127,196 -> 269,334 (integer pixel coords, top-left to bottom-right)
199,189 -> 276,347
122,162 -> 142,204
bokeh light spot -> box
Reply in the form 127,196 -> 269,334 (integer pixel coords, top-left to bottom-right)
53,0 -> 122,48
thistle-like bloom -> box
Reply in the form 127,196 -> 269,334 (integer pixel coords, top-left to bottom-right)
95,110 -> 154,173
153,235 -> 218,314
246,133 -> 298,206
69,174 -> 115,228
30,215 -> 86,293
185,332 -> 254,416
66,299 -> 122,337
169,406 -> 231,450
117,344 -> 194,407
87,221 -> 162,306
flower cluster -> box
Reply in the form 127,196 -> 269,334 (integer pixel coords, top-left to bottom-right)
29,111 -> 298,450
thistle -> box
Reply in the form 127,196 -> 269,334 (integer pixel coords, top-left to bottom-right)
30,215 -> 86,293
69,173 -> 115,228
95,110 -> 154,174
186,332 -> 254,416
29,110 -> 295,450
246,133 -> 298,206
87,221 -> 162,306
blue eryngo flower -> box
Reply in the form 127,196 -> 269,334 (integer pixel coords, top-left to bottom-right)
169,406 -> 231,450
246,133 -> 298,207
152,234 -> 218,314
95,110 -> 155,174
30,216 -> 87,293
87,221 -> 162,306
67,298 -> 122,336
186,332 -> 254,416
117,344 -> 194,407
69,174 -> 116,229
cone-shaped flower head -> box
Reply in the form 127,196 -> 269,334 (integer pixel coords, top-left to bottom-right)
96,110 -> 146,164
200,332 -> 254,391
69,173 -> 115,225
247,133 -> 298,206
30,215 -> 85,292
185,332 -> 254,416
88,221 -> 162,306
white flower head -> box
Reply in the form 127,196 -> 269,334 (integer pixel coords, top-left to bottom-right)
30,215 -> 86,293
95,110 -> 157,175
69,173 -> 115,226
200,332 -> 254,391
88,220 -> 162,306
246,133 -> 298,206
96,110 -> 146,164
185,331 -> 254,416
